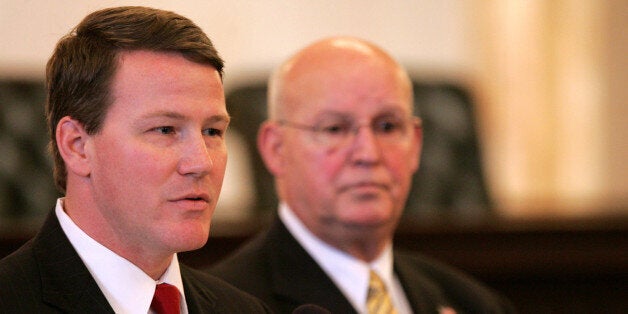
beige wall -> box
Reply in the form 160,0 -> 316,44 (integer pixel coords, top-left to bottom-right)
0,0 -> 472,87
472,0 -> 627,217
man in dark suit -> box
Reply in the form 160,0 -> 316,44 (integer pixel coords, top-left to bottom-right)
210,37 -> 514,313
0,6 -> 269,313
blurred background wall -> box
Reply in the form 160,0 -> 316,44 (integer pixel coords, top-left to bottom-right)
1,0 -> 626,225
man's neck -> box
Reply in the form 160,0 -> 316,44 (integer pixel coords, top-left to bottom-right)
61,194 -> 174,280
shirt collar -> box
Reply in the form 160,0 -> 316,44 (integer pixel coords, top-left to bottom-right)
55,198 -> 188,314
279,203 -> 394,312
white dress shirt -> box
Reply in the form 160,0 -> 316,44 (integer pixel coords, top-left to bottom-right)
55,198 -> 188,314
279,203 -> 413,314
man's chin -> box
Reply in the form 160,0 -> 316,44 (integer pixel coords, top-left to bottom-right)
341,213 -> 395,229
341,199 -> 397,221
168,225 -> 210,252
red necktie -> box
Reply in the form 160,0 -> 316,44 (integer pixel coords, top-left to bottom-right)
151,283 -> 181,314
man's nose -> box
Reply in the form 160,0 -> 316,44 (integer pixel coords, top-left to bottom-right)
348,125 -> 382,164
177,134 -> 212,177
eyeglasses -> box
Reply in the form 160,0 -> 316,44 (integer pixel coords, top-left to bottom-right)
277,116 -> 419,149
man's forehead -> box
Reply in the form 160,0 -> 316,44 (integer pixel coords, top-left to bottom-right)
295,102 -> 412,119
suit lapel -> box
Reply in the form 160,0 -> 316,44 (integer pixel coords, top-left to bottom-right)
394,251 -> 451,314
33,211 -> 114,313
180,265 -> 217,314
267,219 -> 357,313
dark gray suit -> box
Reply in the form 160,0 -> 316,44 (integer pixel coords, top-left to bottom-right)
209,217 -> 515,314
0,210 -> 271,313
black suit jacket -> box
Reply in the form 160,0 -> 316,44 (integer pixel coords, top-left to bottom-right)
0,210 -> 271,313
209,217 -> 515,314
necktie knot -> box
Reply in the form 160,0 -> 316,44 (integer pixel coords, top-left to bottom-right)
151,283 -> 181,314
367,270 -> 397,314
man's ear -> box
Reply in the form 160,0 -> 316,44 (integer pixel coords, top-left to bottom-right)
257,121 -> 285,176
410,118 -> 423,173
56,116 -> 92,178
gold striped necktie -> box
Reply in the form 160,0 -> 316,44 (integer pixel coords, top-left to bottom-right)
366,270 -> 398,314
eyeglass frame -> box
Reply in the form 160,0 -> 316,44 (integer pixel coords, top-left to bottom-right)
275,115 -> 421,149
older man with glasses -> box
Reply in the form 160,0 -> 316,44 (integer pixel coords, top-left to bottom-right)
209,36 -> 514,314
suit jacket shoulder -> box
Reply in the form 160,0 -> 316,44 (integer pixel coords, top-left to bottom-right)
394,250 -> 516,313
0,211 -> 114,313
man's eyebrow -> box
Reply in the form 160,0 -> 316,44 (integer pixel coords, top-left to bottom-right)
140,110 -> 231,123
141,111 -> 186,120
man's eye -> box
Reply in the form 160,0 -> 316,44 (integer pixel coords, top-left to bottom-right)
375,120 -> 401,133
203,128 -> 224,137
154,126 -> 175,134
319,123 -> 349,135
